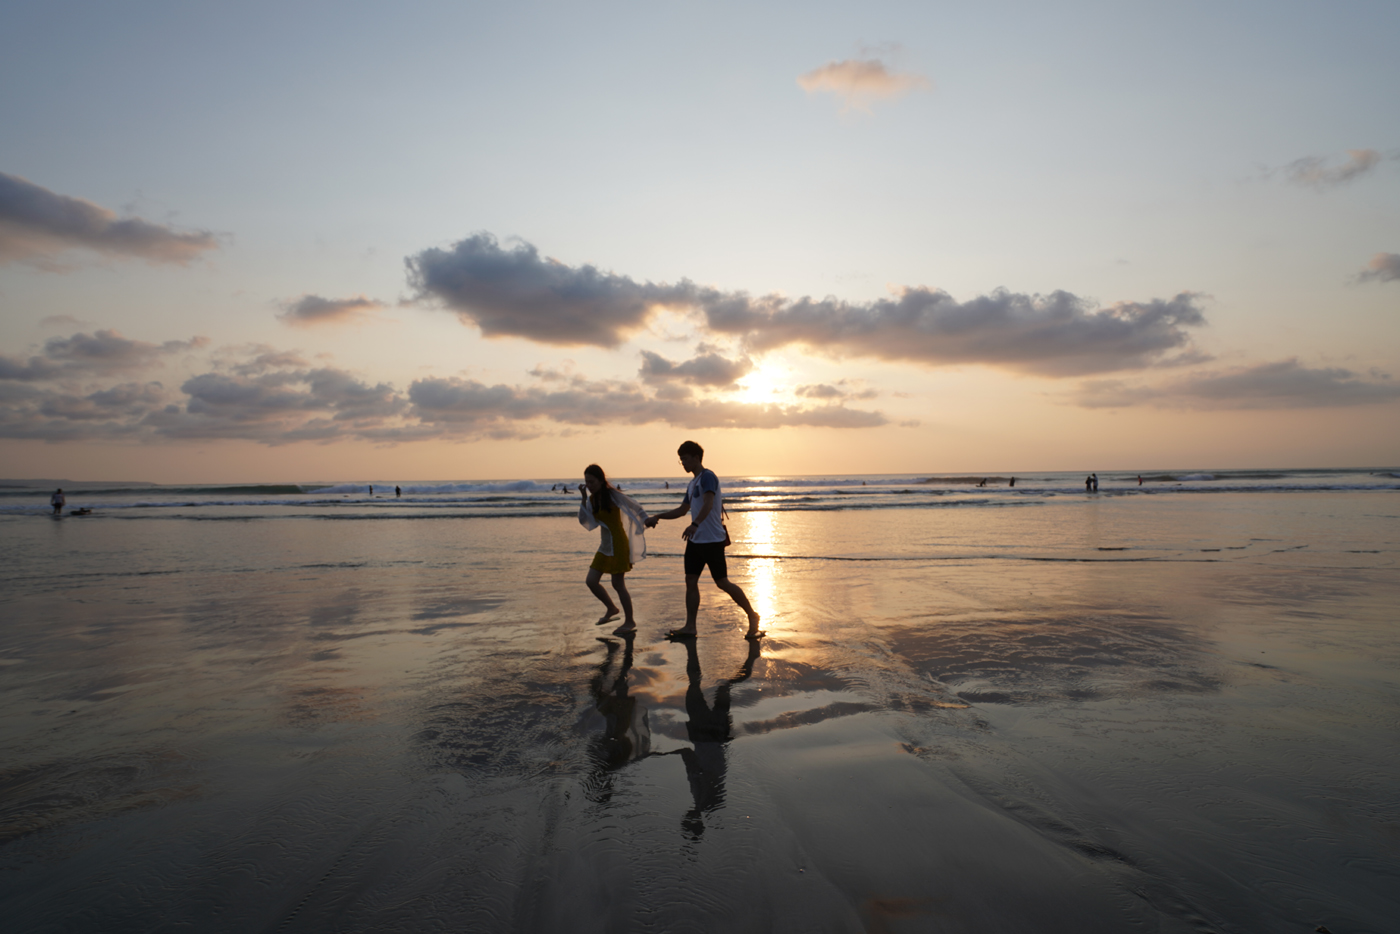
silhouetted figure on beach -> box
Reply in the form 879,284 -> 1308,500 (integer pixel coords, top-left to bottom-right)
395,486 -> 401,497
579,464 -> 649,636
50,489 -> 65,516
675,636 -> 760,840
583,635 -> 651,803
646,440 -> 762,640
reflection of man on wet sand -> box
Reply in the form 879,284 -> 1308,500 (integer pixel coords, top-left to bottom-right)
584,636 -> 651,802
674,637 -> 760,839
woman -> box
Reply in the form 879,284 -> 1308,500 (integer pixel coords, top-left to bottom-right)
578,464 -> 649,635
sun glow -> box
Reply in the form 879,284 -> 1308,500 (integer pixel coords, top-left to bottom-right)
734,363 -> 788,405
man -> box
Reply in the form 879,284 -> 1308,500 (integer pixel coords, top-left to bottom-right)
50,488 -> 65,516
646,440 -> 762,640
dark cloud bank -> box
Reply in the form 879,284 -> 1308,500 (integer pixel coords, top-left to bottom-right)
0,171 -> 218,267
407,233 -> 1209,376
0,333 -> 885,444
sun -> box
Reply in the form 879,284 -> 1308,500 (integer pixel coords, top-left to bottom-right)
734,363 -> 788,405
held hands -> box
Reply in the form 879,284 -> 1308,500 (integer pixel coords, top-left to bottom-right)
645,516 -> 659,528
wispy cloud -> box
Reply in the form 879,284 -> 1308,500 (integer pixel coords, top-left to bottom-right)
638,350 -> 753,388
797,58 -> 931,113
1357,252 -> 1400,284
1075,359 -> 1400,409
1274,149 -> 1385,190
0,171 -> 219,268
0,330 -> 206,382
406,234 -> 1210,376
277,294 -> 386,326
0,331 -> 887,443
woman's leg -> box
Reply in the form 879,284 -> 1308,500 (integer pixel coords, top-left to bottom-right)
610,573 -> 634,628
587,567 -> 620,620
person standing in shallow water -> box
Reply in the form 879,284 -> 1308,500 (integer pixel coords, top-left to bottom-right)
578,464 -> 649,636
646,440 -> 763,640
50,488 -> 65,516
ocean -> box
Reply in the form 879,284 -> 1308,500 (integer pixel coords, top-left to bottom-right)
1,468 -> 1397,932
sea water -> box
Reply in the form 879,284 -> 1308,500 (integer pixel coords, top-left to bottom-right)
1,471 -> 1397,932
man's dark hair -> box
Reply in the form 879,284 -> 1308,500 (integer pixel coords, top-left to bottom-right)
677,440 -> 704,460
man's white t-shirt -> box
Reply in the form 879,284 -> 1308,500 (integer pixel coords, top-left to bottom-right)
683,469 -> 725,544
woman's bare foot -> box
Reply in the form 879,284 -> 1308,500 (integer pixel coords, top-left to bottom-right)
596,608 -> 620,625
744,611 -> 762,639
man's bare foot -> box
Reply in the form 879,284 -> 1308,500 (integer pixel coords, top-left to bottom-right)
612,621 -> 636,636
744,611 -> 762,638
596,608 -> 620,625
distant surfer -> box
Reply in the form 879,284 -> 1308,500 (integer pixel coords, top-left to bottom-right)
50,488 -> 65,516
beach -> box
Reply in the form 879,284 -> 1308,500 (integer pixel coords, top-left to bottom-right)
1,473 -> 1398,933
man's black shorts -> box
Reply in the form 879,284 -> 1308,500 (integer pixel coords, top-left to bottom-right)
684,540 -> 728,579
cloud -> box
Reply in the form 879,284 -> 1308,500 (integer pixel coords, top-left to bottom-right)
797,58 -> 931,113
638,350 -> 753,387
0,331 -> 886,443
795,380 -> 878,401
702,288 -> 1210,376
0,330 -> 206,382
1280,149 -> 1383,189
0,171 -> 218,267
1358,252 -> 1400,284
407,233 -> 1209,375
406,233 -> 694,347
277,294 -> 386,326
1075,359 -> 1400,409
408,375 -> 886,434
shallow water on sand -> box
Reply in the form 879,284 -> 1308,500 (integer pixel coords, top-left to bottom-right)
1,494 -> 1397,933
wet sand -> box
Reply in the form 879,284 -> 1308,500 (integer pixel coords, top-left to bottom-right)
1,496 -> 1398,932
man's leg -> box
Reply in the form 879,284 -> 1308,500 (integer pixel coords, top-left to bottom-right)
714,576 -> 762,634
680,575 -> 701,633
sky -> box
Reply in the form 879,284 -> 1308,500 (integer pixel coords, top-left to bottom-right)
1,0 -> 1397,482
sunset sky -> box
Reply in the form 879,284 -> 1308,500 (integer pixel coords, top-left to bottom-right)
2,0 -> 1397,482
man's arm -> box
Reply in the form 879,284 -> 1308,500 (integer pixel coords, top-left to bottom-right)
680,492 -> 716,541
646,497 -> 690,527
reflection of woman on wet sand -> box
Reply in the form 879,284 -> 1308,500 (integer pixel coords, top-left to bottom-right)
675,637 -> 760,840
583,637 -> 652,802
578,464 -> 649,636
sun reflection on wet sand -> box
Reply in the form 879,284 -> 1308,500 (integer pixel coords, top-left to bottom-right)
736,510 -> 784,637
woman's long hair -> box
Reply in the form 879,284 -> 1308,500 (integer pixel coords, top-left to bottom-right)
585,464 -> 615,515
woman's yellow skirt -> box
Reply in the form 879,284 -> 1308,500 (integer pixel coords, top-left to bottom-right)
590,551 -> 631,575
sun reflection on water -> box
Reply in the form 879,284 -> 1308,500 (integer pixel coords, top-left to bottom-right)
740,510 -> 782,633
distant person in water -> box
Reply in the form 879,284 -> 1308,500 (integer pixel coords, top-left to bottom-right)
1137,475 -> 1143,486
1009,477 -> 1016,487
1092,473 -> 1099,492
369,485 -> 373,496
395,486 -> 401,497
579,464 -> 649,636
1085,475 -> 1093,492
50,488 -> 65,515
646,440 -> 762,640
